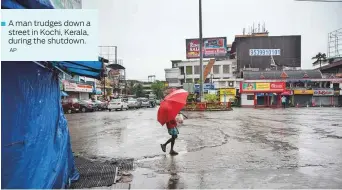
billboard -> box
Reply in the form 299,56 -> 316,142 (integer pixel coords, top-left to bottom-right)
241,82 -> 285,93
186,37 -> 227,59
234,35 -> 301,71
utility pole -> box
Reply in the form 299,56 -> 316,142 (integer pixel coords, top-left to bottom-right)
199,0 -> 204,102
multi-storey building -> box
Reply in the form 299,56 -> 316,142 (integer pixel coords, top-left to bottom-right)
165,59 -> 237,87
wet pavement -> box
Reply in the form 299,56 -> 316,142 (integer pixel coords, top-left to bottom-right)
67,107 -> 342,189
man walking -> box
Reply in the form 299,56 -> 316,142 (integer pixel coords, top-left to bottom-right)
161,119 -> 179,155
281,96 -> 287,108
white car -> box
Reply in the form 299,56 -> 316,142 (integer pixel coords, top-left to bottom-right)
108,99 -> 128,111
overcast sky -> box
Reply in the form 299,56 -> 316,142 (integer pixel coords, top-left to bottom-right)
82,0 -> 342,81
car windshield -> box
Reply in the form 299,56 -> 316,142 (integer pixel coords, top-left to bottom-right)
128,99 -> 136,102
111,99 -> 121,102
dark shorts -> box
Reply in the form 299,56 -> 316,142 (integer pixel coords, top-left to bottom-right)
168,127 -> 179,136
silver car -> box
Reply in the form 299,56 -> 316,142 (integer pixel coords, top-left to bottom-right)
137,98 -> 150,108
127,98 -> 141,109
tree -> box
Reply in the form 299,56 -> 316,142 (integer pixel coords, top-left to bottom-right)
133,83 -> 144,97
312,52 -> 327,69
126,81 -> 135,95
151,81 -> 165,99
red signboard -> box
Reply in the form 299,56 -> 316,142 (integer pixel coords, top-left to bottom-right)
270,82 -> 285,90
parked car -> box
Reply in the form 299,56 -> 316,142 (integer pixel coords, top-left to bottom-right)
108,98 -> 128,111
79,100 -> 97,112
93,100 -> 107,110
127,98 -> 141,109
62,98 -> 81,114
137,97 -> 150,108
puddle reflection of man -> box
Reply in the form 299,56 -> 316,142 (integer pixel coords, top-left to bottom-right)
167,156 -> 180,189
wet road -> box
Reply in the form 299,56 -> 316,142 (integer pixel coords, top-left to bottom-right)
67,107 -> 342,189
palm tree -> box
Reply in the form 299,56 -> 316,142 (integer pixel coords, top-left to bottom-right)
312,52 -> 327,69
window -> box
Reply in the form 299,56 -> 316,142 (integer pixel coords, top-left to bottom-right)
180,67 -> 185,75
186,78 -> 193,83
223,65 -> 230,74
247,95 -> 254,100
194,78 -> 199,83
213,65 -> 220,74
194,66 -> 200,74
186,66 -> 193,74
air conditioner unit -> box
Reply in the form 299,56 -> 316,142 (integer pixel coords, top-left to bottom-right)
228,81 -> 234,87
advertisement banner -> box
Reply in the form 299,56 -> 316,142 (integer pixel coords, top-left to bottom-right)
293,90 -> 314,95
313,90 -> 334,96
219,88 -> 236,96
241,82 -> 285,93
270,82 -> 285,90
64,82 -> 93,92
186,37 -> 227,59
242,82 -> 256,91
256,83 -> 270,90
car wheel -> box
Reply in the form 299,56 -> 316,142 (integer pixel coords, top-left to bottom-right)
81,107 -> 86,113
67,109 -> 72,114
108,109 -> 111,112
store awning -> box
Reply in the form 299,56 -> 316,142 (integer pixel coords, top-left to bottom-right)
52,58 -> 105,79
61,91 -> 69,97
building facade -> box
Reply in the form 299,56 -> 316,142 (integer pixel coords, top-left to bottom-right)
165,59 -> 237,87
239,70 -> 342,107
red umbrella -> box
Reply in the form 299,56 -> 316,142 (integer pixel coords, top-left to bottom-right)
157,89 -> 189,126
281,91 -> 290,96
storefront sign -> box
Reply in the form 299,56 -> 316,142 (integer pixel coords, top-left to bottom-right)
313,90 -> 334,96
256,83 -> 270,90
219,88 -> 236,96
241,82 -> 285,93
293,89 -> 313,95
242,83 -> 256,91
64,82 -> 93,92
270,82 -> 285,90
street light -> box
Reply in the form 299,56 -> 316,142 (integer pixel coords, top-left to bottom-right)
199,0 -> 204,102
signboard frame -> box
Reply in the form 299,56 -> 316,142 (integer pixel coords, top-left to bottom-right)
186,37 -> 227,59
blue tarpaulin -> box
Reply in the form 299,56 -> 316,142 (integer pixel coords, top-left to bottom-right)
1,62 -> 80,188
61,91 -> 69,97
53,61 -> 104,79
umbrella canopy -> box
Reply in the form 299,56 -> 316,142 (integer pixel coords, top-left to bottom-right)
281,91 -> 290,96
157,89 -> 188,126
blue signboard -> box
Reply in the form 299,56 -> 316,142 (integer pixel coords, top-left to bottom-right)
194,83 -> 215,93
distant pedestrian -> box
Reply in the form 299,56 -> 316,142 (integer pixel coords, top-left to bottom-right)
281,96 -> 287,108
161,119 -> 179,155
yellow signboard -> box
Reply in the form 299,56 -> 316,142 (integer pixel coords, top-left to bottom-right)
219,88 -> 236,96
293,90 -> 314,95
255,83 -> 270,90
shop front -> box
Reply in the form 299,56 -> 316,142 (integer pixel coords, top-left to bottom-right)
312,89 -> 335,107
293,89 -> 313,107
219,88 -> 236,103
64,81 -> 93,100
240,82 -> 285,108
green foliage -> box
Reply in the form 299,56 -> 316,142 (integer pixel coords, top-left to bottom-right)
151,80 -> 165,99
204,94 -> 218,103
133,83 -> 145,97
